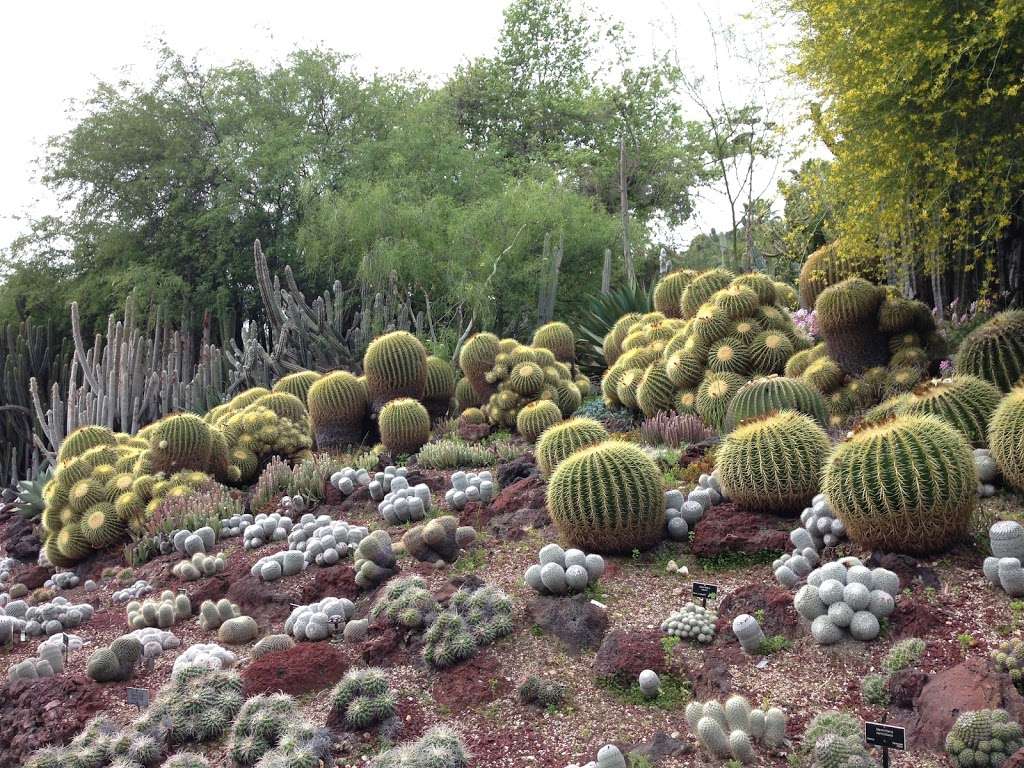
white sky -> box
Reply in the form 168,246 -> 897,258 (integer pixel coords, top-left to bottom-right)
0,0 -> 807,255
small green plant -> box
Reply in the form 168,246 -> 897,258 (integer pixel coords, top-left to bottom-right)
529,624 -> 544,638
758,635 -> 791,655
452,547 -> 486,574
753,609 -> 766,624
584,581 -> 607,602
661,636 -> 681,655
596,673 -> 691,711
959,632 -> 977,651
628,755 -> 655,768
698,550 -> 783,572
883,638 -> 925,672
861,673 -> 890,705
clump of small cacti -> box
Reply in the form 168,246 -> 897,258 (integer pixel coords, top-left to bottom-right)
523,543 -> 604,596
136,665 -> 244,743
773,494 -> 847,588
378,474 -> 432,523
287,513 -> 367,566
251,549 -> 307,583
354,530 -> 398,589
330,667 -> 397,730
229,693 -> 299,766
243,510 -> 294,550
661,602 -> 717,644
793,557 -> 900,644
196,598 -> 240,632
126,590 -> 191,629
518,675 -> 568,708
990,638 -> 1024,693
401,516 -> 477,564
368,725 -> 469,768
945,709 -> 1024,768
687,695 -> 787,763
370,576 -> 439,630
423,583 -> 513,668
86,635 -> 143,682
171,642 -> 236,673
284,596 -> 356,641
172,551 -> 226,581
251,634 -> 296,659
445,470 -> 497,510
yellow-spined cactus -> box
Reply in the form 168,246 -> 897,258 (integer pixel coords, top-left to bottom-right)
363,330 -> 428,408
516,400 -> 563,442
307,371 -> 368,451
378,398 -> 431,455
990,385 -> 1024,492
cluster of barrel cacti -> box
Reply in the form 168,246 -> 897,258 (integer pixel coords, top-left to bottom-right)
793,558 -> 899,644
423,584 -> 514,668
229,693 -> 300,766
0,594 -> 94,638
523,543 -> 604,596
774,494 -> 847,587
686,695 -> 786,763
955,310 -> 1024,392
401,516 -> 477,564
604,269 -> 810,428
330,667 -> 397,730
457,324 -> 586,434
661,602 -> 717,643
126,590 -> 192,629
945,709 -> 1024,768
287,514 -> 368,566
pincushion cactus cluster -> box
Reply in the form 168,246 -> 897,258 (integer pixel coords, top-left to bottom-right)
686,695 -> 786,763
23,714 -> 166,768
197,598 -> 241,631
944,709 -> 1024,768
172,551 -> 226,581
172,642 -> 237,672
991,639 -> 1024,692
243,512 -> 294,550
47,571 -> 79,590
773,494 -> 847,587
975,448 -> 999,497
354,530 -> 398,589
86,635 -> 143,682
368,465 -> 409,500
287,514 -> 368,566
378,474 -> 432,523
112,579 -> 153,603
229,693 -> 300,767
330,667 -> 397,731
129,627 -> 180,660
171,525 -> 218,556
445,470 -> 497,510
423,583 -> 514,668
330,465 -> 374,497
252,549 -> 307,583
7,633 -> 80,681
218,511 -> 252,539
401,516 -> 477,564
285,597 -> 356,641
793,557 -> 900,644
371,576 -> 440,630
524,543 -> 604,596
661,602 -> 717,643
983,521 -> 1024,596
1,596 -> 94,638
127,590 -> 192,629
136,664 -> 245,744
664,472 -> 723,541
368,725 -> 469,768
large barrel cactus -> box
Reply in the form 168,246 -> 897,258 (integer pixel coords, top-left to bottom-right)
636,363 -> 676,417
516,400 -> 563,443
363,331 -> 428,408
532,322 -> 576,363
695,371 -> 745,430
459,332 -> 500,399
307,371 -> 368,451
272,370 -> 321,403
717,410 -> 831,513
653,270 -> 697,318
815,277 -> 888,374
378,398 -> 431,455
148,413 -> 213,474
822,414 -> 976,555
798,241 -> 865,309
57,425 -> 118,464
724,375 -> 828,431
681,268 -> 734,319
894,375 -> 1002,445
955,310 -> 1024,392
535,417 -> 610,479
990,385 -> 1024,492
547,440 -> 665,553
423,356 -> 456,419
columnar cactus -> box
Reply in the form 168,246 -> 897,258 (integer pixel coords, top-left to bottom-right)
724,375 -> 828,430
689,697 -> 786,763
547,440 -> 665,553
306,371 -> 369,450
535,417 -> 609,479
717,410 -> 831,513
732,614 -> 766,654
378,397 -> 431,454
955,310 -> 1024,391
990,385 -> 1024,492
822,415 -> 976,555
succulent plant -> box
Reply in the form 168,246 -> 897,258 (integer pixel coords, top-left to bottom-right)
794,557 -> 899,644
532,321 -> 576,362
535,417 -> 610,479
652,270 -> 697,318
367,725 -> 469,768
401,517 -> 476,564
252,634 -> 296,659
822,415 -> 976,555
422,355 -> 457,418
990,385 -> 1024,492
147,413 -> 214,475
891,375 -> 1002,445
272,370 -> 321,403
378,397 -> 431,454
524,543 -> 604,596
229,693 -> 299,766
423,584 -> 513,668
218,615 -> 259,645
717,410 -> 830,513
516,399 -> 563,442
547,439 -> 664,553
681,268 -> 734,319
455,377 -> 484,411
634,362 -> 675,417
945,709 -> 1024,768
785,343 -> 828,378
306,371 -> 368,451
371,576 -> 439,629
955,310 -> 1024,392
688,696 -> 786,763
126,590 -> 191,630
284,597 -> 355,641
661,602 -> 717,643
459,332 -> 500,399
798,241 -> 866,309
330,667 -> 397,730
518,675 -> 569,708
695,370 -> 745,430
724,375 -> 828,431
884,637 -> 925,672
354,530 -> 398,589
86,635 -> 142,682
748,330 -> 795,375
362,330 -> 428,408
137,665 -> 244,744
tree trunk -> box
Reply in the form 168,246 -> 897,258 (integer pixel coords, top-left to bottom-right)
601,248 -> 612,294
619,138 -> 634,289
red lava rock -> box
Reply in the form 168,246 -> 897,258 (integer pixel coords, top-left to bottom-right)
299,565 -> 359,603
403,469 -> 449,494
889,597 -> 943,641
866,552 -> 941,590
716,582 -> 802,639
242,642 -> 351,697
228,573 -> 304,628
16,565 -> 51,590
2,511 -> 41,562
431,648 -> 510,713
899,656 -> 1024,750
690,503 -> 790,558
626,732 -> 694,763
593,628 -> 678,682
496,453 -> 538,486
0,674 -> 106,764
888,669 -> 931,709
184,574 -> 232,606
468,474 -> 551,539
1006,747 -> 1024,768
525,594 -> 608,654
360,623 -> 412,668
686,644 -> 742,700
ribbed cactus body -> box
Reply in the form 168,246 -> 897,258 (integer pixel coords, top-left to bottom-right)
57,426 -> 118,464
547,440 -> 665,553
665,349 -> 705,388
802,356 -> 844,393
695,371 -> 745,430
636,363 -> 676,417
378,398 -> 431,455
532,322 -> 576,362
56,525 -> 90,560
893,375 -> 1002,445
690,304 -> 731,345
697,716 -> 732,758
724,376 -> 828,431
554,379 -> 582,417
713,285 -> 759,320
272,370 -> 321,403
424,356 -> 456,403
748,330 -> 794,375
732,273 -> 777,305
681,268 -> 733,319
307,371 -> 368,450
822,414 -> 976,555
955,310 -> 1024,392
81,503 -> 125,548
516,400 -> 562,442
459,332 -> 500,397
535,418 -> 610,478
798,242 -> 864,308
816,278 -> 884,333
455,377 -> 483,410
363,331 -> 428,408
785,344 -> 827,378
718,411 -> 830,513
653,270 -> 697,317
252,392 -> 308,428
508,362 -> 545,396
706,336 -> 750,375
990,386 -> 1024,491
149,413 -> 213,474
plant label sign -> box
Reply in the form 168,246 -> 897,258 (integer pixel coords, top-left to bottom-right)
692,582 -> 718,607
126,687 -> 150,710
866,721 -> 906,750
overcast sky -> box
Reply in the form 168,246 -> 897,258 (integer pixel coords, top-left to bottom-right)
0,0 -> 805,253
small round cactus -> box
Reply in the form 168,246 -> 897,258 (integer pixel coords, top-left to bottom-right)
378,397 -> 431,454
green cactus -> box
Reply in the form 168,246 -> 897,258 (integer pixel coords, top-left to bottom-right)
371,576 -> 439,629
712,284 -> 760,321
955,310 -> 1024,392
690,303 -> 731,345
455,377 -> 483,411
748,330 -> 795,376
80,502 -> 126,549
801,356 -> 844,393
516,399 -> 562,442
229,693 -> 299,766
378,397 -> 431,454
138,666 -> 244,744
705,336 -> 750,375
508,362 -> 545,396
57,425 -> 118,464
362,330 -> 428,408
251,392 -> 309,429
423,356 -> 456,411
163,755 -> 212,768
459,332 -> 500,397
822,414 -> 976,555
816,278 -> 884,333
330,667 -> 396,730
148,413 -> 213,474
724,375 -> 828,431
532,321 -> 576,362
695,371 -> 746,430
945,709 -> 1023,768
368,725 -> 469,768
798,241 -> 867,309
272,370 -> 321,403
717,410 -> 831,513
535,417 -> 610,479
547,439 -> 664,553
883,637 -> 925,672
681,268 -> 734,319
636,362 -> 676,417
890,375 -> 1002,445
889,345 -> 929,370
554,379 -> 582,417
990,385 -> 1024,492
306,371 -> 368,450
785,343 -> 828,378
68,477 -> 105,515
732,273 -> 778,306
653,270 -> 697,318
55,524 -> 91,561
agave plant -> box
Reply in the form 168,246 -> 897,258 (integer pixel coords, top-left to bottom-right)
16,466 -> 52,519
575,282 -> 652,375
